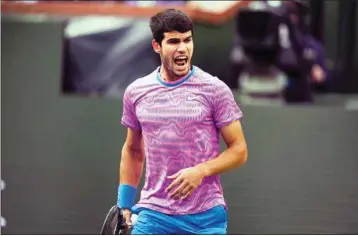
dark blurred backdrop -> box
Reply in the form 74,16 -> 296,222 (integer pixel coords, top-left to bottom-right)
1,0 -> 358,234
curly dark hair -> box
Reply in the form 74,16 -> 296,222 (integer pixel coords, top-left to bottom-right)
150,9 -> 193,44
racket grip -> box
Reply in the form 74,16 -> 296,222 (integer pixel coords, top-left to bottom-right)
116,207 -> 128,235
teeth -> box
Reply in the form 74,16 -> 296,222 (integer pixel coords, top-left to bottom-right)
176,56 -> 187,60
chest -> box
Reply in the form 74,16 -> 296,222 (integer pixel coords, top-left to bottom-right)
135,88 -> 213,127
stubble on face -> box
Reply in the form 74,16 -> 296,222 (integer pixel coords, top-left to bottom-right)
158,31 -> 194,81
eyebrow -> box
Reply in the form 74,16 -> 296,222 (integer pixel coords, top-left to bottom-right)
167,36 -> 192,42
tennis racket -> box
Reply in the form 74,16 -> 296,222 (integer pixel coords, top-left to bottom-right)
100,205 -> 127,235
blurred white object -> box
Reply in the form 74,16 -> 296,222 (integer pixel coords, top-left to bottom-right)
345,99 -> 358,111
279,24 -> 291,49
128,1 -> 157,7
239,70 -> 288,106
16,1 -> 38,3
131,214 -> 138,225
1,217 -> 6,228
267,1 -> 282,8
248,1 -> 267,10
65,17 -> 134,38
1,180 -> 5,227
189,1 -> 239,13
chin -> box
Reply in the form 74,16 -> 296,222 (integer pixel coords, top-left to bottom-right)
175,71 -> 189,77
176,67 -> 190,76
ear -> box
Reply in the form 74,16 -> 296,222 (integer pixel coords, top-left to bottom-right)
152,39 -> 161,54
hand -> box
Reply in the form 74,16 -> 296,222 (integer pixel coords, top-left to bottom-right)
311,64 -> 325,83
122,209 -> 132,229
165,167 -> 206,200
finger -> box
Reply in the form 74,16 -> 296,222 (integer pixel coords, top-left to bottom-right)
167,171 -> 181,179
169,181 -> 188,199
181,187 -> 194,200
181,185 -> 192,196
125,219 -> 132,227
123,211 -> 132,226
165,177 -> 182,193
173,184 -> 192,200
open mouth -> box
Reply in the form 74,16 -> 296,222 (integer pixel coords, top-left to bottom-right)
174,56 -> 188,67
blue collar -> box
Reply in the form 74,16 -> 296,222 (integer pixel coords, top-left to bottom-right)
156,66 -> 195,87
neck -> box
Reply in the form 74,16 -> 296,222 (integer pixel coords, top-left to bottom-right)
160,65 -> 190,82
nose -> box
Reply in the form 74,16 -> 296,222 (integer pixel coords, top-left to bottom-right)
177,42 -> 186,52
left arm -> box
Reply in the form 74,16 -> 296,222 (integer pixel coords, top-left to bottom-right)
166,120 -> 247,199
166,80 -> 247,199
196,120 -> 248,177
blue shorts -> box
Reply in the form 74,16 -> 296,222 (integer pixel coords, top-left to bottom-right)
131,205 -> 227,235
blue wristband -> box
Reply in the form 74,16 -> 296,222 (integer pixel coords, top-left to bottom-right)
117,184 -> 137,210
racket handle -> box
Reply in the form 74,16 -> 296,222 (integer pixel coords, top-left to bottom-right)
116,207 -> 128,235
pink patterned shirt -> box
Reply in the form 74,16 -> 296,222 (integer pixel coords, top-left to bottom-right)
121,66 -> 243,215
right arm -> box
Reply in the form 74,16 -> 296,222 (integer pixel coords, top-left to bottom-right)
118,85 -> 144,226
119,128 -> 145,227
119,128 -> 145,187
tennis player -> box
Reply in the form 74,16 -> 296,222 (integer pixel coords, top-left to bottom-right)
117,9 -> 248,235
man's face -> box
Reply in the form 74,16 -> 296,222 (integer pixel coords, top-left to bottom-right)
287,2 -> 300,25
290,13 -> 299,25
153,30 -> 193,78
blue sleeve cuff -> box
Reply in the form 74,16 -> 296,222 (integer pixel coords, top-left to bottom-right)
117,184 -> 137,210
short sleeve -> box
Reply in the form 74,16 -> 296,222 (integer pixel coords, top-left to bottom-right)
212,80 -> 243,128
121,86 -> 142,130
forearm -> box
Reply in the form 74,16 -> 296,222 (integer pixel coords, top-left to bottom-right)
196,142 -> 247,177
119,143 -> 145,187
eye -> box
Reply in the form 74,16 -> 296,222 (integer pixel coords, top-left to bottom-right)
167,39 -> 180,44
184,37 -> 192,43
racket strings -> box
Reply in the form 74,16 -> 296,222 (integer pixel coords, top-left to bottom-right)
101,206 -> 126,235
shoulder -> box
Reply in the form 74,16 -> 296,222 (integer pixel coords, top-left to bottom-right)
192,66 -> 233,102
192,66 -> 228,88
124,68 -> 158,96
